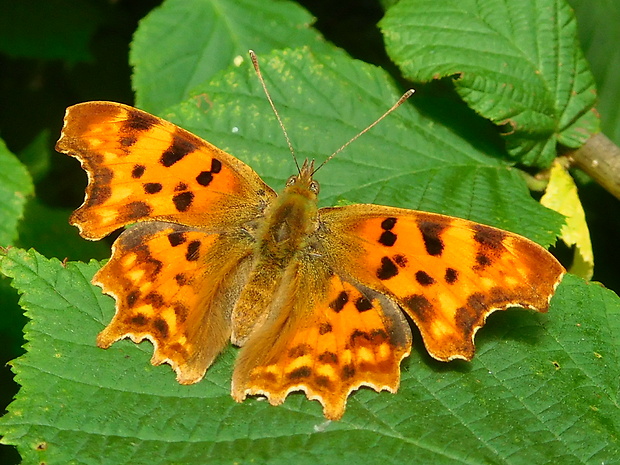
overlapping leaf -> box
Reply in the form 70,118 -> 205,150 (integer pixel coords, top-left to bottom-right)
380,0 -> 599,167
1,243 -> 618,463
568,0 -> 620,144
165,48 -> 563,245
131,0 -> 332,114
0,139 -> 33,246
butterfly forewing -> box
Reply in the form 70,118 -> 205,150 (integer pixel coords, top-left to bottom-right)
56,101 -> 275,240
319,204 -> 565,362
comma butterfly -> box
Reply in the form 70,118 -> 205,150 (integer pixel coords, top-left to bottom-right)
56,52 -> 565,420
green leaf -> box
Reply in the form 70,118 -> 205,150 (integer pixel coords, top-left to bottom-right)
380,0 -> 600,167
165,48 -> 563,246
540,161 -> 593,279
0,138 -> 34,246
1,245 -> 619,463
568,0 -> 620,145
131,0 -> 332,114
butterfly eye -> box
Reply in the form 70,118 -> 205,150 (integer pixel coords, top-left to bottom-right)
286,175 -> 297,187
309,180 -> 320,194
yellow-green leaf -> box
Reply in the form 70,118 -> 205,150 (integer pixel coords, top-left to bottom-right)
541,160 -> 594,279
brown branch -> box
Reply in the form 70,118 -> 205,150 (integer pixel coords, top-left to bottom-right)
569,132 -> 620,200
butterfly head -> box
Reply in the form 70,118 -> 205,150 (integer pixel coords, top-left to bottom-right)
284,159 -> 320,200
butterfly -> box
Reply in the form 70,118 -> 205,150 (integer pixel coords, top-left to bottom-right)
56,59 -> 565,420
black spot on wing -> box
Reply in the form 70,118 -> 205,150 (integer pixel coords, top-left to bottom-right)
319,322 -> 332,334
288,366 -> 312,380
475,253 -> 492,268
125,110 -> 158,132
473,224 -> 505,249
329,291 -> 349,313
415,270 -> 436,286
473,224 -> 506,271
315,376 -> 332,388
445,267 -> 458,284
173,191 -> 194,212
393,254 -> 408,267
194,157 -> 226,187
342,364 -> 355,380
126,290 -> 140,308
403,294 -> 433,322
288,344 -> 311,358
379,230 -> 397,246
350,329 -> 369,345
318,351 -> 338,364
161,134 -> 197,167
167,232 -> 187,247
174,273 -> 188,286
377,256 -> 399,280
132,164 -> 146,179
153,318 -> 169,339
211,158 -> 222,173
186,240 -> 201,261
122,201 -> 152,220
144,292 -> 164,308
196,171 -> 214,186
172,302 -> 189,323
120,135 -> 137,147
129,313 -> 147,325
381,217 -> 397,230
143,182 -> 162,194
135,245 -> 163,276
419,221 -> 445,256
354,295 -> 373,312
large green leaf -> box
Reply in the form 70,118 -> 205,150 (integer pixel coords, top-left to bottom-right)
131,0 -> 332,114
0,138 -> 34,246
568,0 -> 620,145
1,243 -> 618,464
380,0 -> 599,167
163,48 -> 563,245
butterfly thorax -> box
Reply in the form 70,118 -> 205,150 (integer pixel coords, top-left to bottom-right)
230,160 -> 320,344
257,160 -> 319,257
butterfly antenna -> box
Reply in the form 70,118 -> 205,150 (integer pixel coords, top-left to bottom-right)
312,89 -> 415,175
249,50 -> 300,173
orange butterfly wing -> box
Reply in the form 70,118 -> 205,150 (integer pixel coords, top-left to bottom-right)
319,205 -> 565,362
56,101 -> 275,240
232,267 -> 412,420
56,101 -> 276,383
94,221 -> 254,384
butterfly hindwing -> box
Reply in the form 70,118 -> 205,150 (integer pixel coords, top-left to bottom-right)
95,221 -> 254,384
232,265 -> 412,420
56,101 -> 275,240
319,205 -> 565,362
